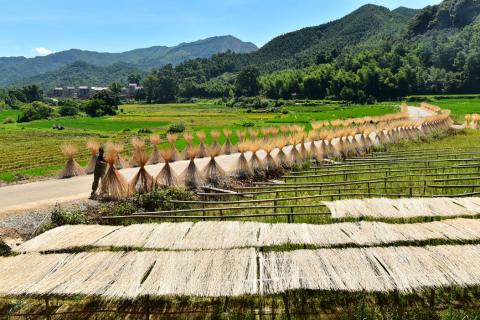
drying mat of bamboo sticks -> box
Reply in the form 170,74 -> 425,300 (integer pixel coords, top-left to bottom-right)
15,218 -> 480,253
2,245 -> 480,298
323,197 -> 480,219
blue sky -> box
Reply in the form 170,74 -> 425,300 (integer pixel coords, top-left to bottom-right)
0,0 -> 440,57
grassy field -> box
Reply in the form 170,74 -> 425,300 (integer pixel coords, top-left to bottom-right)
0,101 -> 398,182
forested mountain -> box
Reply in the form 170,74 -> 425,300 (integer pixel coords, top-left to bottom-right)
0,35 -> 257,86
13,61 -> 145,90
6,0 -> 480,101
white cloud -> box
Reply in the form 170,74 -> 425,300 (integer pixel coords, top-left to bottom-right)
33,47 -> 54,56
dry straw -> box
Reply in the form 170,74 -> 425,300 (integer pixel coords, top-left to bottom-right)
59,144 -> 85,179
114,143 -> 129,169
156,148 -> 179,187
181,146 -> 202,189
129,137 -> 145,167
288,136 -> 303,164
275,138 -> 290,169
196,131 -> 208,158
234,142 -> 253,180
148,134 -> 162,165
85,139 -> 100,174
167,133 -> 179,161
248,141 -> 264,178
263,143 -> 282,178
182,132 -> 194,160
129,151 -> 154,194
222,128 -> 236,155
210,130 -> 221,150
19,218 -> 480,253
100,143 -> 129,199
202,145 -> 226,187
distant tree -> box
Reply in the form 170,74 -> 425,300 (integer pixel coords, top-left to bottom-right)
85,90 -> 119,117
143,75 -> 157,104
18,101 -> 55,122
236,65 -> 260,97
58,100 -> 80,117
134,88 -> 146,101
109,82 -> 123,96
21,85 -> 43,103
155,65 -> 179,102
128,74 -> 142,85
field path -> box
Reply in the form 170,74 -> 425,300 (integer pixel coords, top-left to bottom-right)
0,106 -> 432,217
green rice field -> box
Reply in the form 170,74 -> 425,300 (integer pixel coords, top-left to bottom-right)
0,101 -> 398,182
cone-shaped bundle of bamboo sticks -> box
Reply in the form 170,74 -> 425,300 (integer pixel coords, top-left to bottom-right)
181,146 -> 202,189
202,145 -> 226,187
129,137 -> 145,167
85,139 -> 100,174
234,142 -> 253,180
59,144 -> 85,179
148,134 -> 162,165
129,150 -> 154,194
156,148 -> 179,187
196,131 -> 208,158
222,128 -> 236,155
101,143 -> 129,200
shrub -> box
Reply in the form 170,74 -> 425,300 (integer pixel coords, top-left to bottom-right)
85,98 -> 118,117
138,128 -> 153,134
134,187 -> 196,211
50,206 -> 88,227
241,121 -> 255,127
17,101 -> 56,122
59,104 -> 79,116
2,118 -> 14,124
100,200 -> 138,217
167,123 -> 186,134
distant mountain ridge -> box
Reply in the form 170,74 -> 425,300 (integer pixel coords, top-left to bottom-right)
0,35 -> 258,86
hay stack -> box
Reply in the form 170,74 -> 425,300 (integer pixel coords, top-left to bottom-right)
222,128 -> 236,155
210,130 -> 221,151
85,139 -> 100,174
101,144 -> 129,199
129,137 -> 145,167
248,129 -> 259,142
298,134 -> 309,161
129,151 -> 154,194
234,142 -> 253,180
248,141 -> 265,179
148,134 -> 162,165
275,138 -> 290,169
167,133 -> 180,161
114,143 -> 129,169
59,144 -> 85,179
202,146 -> 226,187
182,132 -> 194,160
196,131 -> 208,158
464,114 -> 472,128
308,131 -> 320,161
156,148 -> 179,187
472,114 -> 479,129
288,136 -> 303,165
263,143 -> 282,178
181,146 -> 202,189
